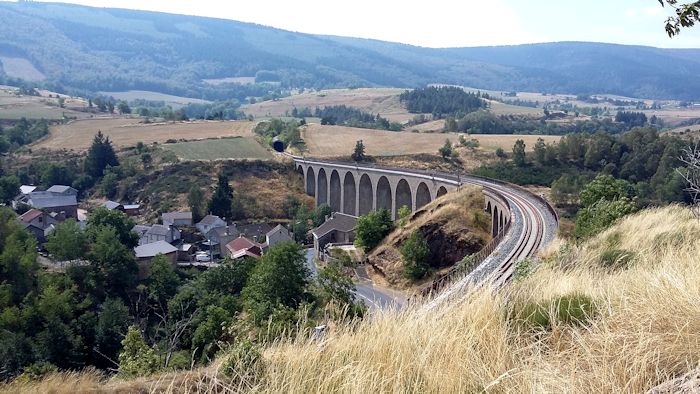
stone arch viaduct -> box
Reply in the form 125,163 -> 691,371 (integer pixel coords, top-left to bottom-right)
294,157 -> 511,237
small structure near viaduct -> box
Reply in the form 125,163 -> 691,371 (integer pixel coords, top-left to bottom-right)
293,157 -> 510,237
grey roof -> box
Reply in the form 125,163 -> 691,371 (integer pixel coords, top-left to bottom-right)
47,185 -> 76,194
312,213 -> 358,238
162,211 -> 192,221
266,224 -> 290,237
147,224 -> 172,236
238,223 -> 273,238
20,185 -> 37,195
28,192 -> 77,209
104,200 -> 123,210
208,225 -> 240,238
198,214 -> 224,226
134,240 -> 178,258
123,204 -> 140,210
133,224 -> 151,235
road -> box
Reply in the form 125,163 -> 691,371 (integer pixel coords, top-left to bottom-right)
306,248 -> 405,310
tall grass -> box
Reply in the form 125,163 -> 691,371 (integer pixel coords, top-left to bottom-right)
6,205 -> 700,393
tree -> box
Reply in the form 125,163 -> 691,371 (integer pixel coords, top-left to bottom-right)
512,139 -> 527,167
140,152 -> 152,170
188,186 -> 205,223
401,230 -> 430,280
312,204 -> 333,227
0,176 -> 20,205
118,326 -> 159,378
88,226 -> 138,298
208,173 -> 233,219
574,198 -> 638,238
316,262 -> 356,306
147,255 -> 181,306
354,209 -> 394,250
397,205 -> 411,226
84,131 -> 119,178
495,147 -> 506,159
242,242 -> 309,323
351,140 -> 366,162
438,139 -> 453,160
45,219 -> 87,261
579,174 -> 634,207
659,1 -> 700,37
533,138 -> 547,165
86,207 -> 139,248
100,172 -> 119,198
116,101 -> 131,115
95,298 -> 129,368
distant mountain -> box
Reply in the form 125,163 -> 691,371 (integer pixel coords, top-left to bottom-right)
1,2 -> 700,100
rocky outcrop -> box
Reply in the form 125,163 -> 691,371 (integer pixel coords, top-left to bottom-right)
647,369 -> 700,394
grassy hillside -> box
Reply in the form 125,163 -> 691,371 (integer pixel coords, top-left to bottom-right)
0,2 -> 700,100
7,205 -> 700,392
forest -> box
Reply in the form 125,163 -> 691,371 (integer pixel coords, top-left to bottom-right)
311,105 -> 402,131
400,87 -> 486,118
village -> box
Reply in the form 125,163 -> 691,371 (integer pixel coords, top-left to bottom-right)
12,181 -> 360,277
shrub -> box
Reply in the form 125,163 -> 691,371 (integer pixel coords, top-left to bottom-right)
221,339 -> 265,382
513,293 -> 596,330
401,230 -> 430,280
599,248 -> 636,269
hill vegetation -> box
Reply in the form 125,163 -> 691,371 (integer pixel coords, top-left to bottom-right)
1,3 -> 700,100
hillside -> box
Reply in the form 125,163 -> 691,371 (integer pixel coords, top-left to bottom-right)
368,186 -> 491,288
6,205 -> 700,392
1,2 -> 700,100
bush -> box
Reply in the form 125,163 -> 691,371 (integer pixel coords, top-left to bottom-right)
221,339 -> 264,382
401,230 -> 430,280
354,209 -> 394,250
513,293 -> 596,330
599,248 -> 636,269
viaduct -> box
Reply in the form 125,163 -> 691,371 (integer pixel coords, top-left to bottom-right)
294,157 -> 511,237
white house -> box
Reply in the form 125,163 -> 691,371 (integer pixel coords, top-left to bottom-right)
196,214 -> 227,235
264,224 -> 293,250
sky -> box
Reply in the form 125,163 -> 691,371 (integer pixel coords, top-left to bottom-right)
21,0 -> 700,48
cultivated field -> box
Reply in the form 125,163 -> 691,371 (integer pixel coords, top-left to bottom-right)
35,118 -> 256,150
99,90 -> 211,108
162,137 -> 272,161
203,76 -> 256,85
0,89 -> 90,120
301,123 -> 560,157
0,56 -> 45,81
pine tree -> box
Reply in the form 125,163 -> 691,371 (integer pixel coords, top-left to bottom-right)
351,140 -> 366,162
84,131 -> 119,178
207,173 -> 233,219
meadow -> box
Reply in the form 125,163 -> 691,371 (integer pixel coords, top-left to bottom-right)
162,137 -> 272,161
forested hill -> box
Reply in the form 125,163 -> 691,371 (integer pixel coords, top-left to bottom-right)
1,2 -> 700,100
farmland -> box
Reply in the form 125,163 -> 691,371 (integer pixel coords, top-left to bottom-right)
0,89 -> 90,120
162,137 -> 272,161
301,123 -> 560,158
99,90 -> 211,108
35,118 -> 256,150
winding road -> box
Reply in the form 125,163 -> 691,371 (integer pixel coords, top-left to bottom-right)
291,155 -> 558,308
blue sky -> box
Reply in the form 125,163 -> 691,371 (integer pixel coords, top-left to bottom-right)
25,0 -> 700,48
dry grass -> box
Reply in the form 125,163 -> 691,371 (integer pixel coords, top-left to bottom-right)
34,119 -> 256,151
9,205 -> 700,393
302,123 -> 560,157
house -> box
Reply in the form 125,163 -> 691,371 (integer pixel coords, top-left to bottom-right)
205,225 -> 239,256
25,191 -> 78,219
225,236 -> 263,260
19,185 -> 37,195
196,214 -> 226,235
103,200 -> 124,211
17,209 -> 60,244
162,211 -> 193,227
47,185 -> 78,196
134,240 -> 178,277
265,224 -> 293,249
123,204 -> 141,216
134,224 -> 181,246
311,213 -> 358,260
237,223 -> 273,244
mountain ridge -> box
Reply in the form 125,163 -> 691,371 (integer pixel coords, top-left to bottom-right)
1,2 -> 699,100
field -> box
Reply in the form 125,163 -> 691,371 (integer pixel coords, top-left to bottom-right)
35,118 -> 256,150
301,123 -> 560,157
162,137 -> 272,161
0,56 -> 45,81
0,89 -> 90,120
99,90 -> 211,107
202,76 -> 256,85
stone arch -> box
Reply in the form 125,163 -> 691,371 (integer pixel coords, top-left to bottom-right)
492,206 -> 500,236
329,170 -> 341,212
317,168 -> 328,206
416,182 -> 431,210
486,200 -> 492,214
436,186 -> 448,198
359,174 -> 373,216
376,176 -> 392,214
343,172 -> 356,215
306,167 -> 315,196
395,179 -> 412,218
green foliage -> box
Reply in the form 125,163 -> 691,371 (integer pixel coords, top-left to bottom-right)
438,139 -> 453,160
512,139 -> 527,167
87,226 -> 138,299
661,1 -> 700,36
147,255 -> 181,305
599,248 -> 636,269
221,339 -> 264,382
188,186 -> 205,223
86,207 -> 139,248
400,87 -> 486,117
397,205 -> 411,226
312,204 -> 333,227
574,198 -> 638,239
401,230 -> 431,280
0,175 -> 20,205
94,298 -> 129,368
351,140 -> 366,162
513,293 -> 597,331
315,105 -> 401,131
100,172 -> 119,198
495,147 -> 506,158
45,219 -> 87,261
254,119 -> 302,150
316,262 -> 356,306
242,243 -> 310,323
208,173 -> 234,220
579,174 -> 634,207
118,326 -> 159,378
84,131 -> 119,179
354,209 -> 394,250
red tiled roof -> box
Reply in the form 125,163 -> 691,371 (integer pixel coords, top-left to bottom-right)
19,209 -> 43,223
225,237 -> 262,255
